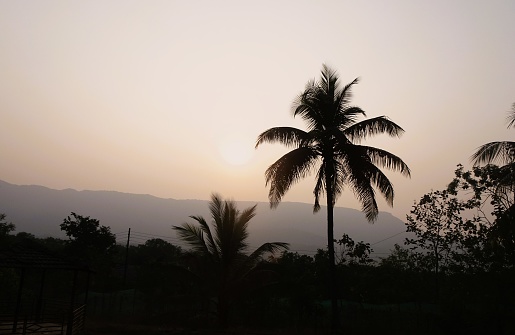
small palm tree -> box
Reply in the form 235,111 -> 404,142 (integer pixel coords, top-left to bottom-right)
471,103 -> 515,166
256,65 -> 410,330
173,193 -> 288,328
471,103 -> 515,197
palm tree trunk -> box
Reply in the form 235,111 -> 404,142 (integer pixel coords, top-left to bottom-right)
326,173 -> 340,332
218,296 -> 229,329
434,245 -> 439,303
218,269 -> 230,329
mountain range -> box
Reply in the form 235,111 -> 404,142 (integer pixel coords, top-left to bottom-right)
0,179 -> 411,259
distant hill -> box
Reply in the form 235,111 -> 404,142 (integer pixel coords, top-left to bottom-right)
0,180 -> 410,259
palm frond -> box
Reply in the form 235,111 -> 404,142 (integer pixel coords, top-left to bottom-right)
471,141 -> 515,166
312,159 -> 346,212
231,204 -> 257,254
292,86 -> 325,131
320,64 -> 339,96
361,146 -> 411,177
313,167 -> 325,212
335,77 -> 359,109
338,147 -> 380,221
484,162 -> 515,201
238,205 -> 257,226
506,102 -> 515,128
344,116 -> 405,142
233,241 -> 289,285
368,164 -> 395,206
350,174 -> 380,222
219,200 -> 241,262
335,106 -> 366,129
248,242 -> 289,263
341,148 -> 398,220
189,215 -> 219,258
255,127 -> 310,149
265,147 -> 319,208
209,193 -> 225,227
331,160 -> 346,203
209,194 -> 226,254
173,223 -> 212,255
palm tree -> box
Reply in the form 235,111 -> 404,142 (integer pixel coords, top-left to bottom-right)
471,104 -> 515,257
173,193 -> 288,328
471,103 -> 515,166
255,65 -> 411,330
471,103 -> 515,200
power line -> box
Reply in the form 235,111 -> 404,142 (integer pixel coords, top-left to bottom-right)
114,227 -> 405,258
370,231 -> 406,246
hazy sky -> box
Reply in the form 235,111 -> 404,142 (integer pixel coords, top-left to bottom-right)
1,1 -> 514,221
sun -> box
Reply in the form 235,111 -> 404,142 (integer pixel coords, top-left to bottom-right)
219,139 -> 253,166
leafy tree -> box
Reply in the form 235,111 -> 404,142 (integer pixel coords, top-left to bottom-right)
404,163 -> 515,307
60,212 -> 116,266
173,193 -> 288,328
448,164 -> 515,269
380,244 -> 420,272
405,190 -> 467,300
275,252 -> 321,327
131,238 -> 182,265
446,164 -> 515,331
37,236 -> 67,253
255,65 -> 410,329
335,234 -> 374,265
0,213 -> 15,237
471,103 -> 515,200
0,213 -> 16,299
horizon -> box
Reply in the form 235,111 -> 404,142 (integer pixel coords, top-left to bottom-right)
0,178 -> 410,260
1,1 -> 514,222
0,178 -> 407,217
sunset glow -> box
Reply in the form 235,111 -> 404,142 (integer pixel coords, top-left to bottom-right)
219,140 -> 253,166
0,1 -> 513,219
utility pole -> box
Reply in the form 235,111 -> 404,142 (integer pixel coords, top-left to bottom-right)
123,228 -> 131,287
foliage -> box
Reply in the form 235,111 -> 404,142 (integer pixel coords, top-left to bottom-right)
405,189 -> 467,275
173,193 -> 289,328
471,102 -> 515,166
0,213 -> 15,237
380,244 -> 420,272
274,251 -> 322,327
335,233 -> 374,265
255,64 -> 410,329
60,212 -> 116,251
37,236 -> 67,253
403,161 -> 515,304
130,238 -> 183,265
448,164 -> 515,270
255,65 -> 411,218
470,103 -> 515,207
60,212 -> 116,272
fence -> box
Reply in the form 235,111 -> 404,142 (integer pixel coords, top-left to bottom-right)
0,300 -> 86,335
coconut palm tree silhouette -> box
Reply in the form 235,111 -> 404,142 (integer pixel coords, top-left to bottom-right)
471,103 -> 515,196
255,65 -> 411,330
173,193 -> 288,328
472,103 -> 515,166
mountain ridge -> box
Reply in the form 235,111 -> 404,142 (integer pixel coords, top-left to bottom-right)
0,179 -> 410,258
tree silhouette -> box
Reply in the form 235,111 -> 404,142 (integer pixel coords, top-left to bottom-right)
405,189 -> 466,301
471,103 -> 515,215
255,65 -> 410,330
60,212 -> 116,273
471,103 -> 515,166
0,213 -> 15,237
173,193 -> 288,329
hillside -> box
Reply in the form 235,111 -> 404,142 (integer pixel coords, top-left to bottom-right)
0,180 -> 410,258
